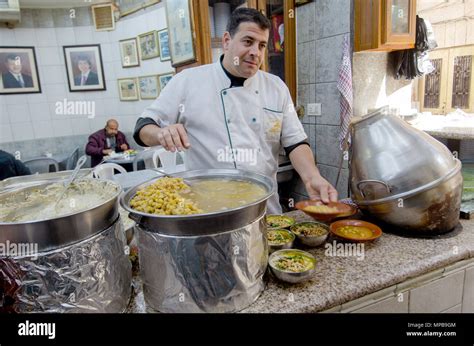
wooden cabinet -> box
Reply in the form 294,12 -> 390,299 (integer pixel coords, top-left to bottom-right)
355,0 -> 416,52
175,0 -> 297,102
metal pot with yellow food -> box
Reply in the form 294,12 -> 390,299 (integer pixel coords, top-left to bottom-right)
120,169 -> 275,313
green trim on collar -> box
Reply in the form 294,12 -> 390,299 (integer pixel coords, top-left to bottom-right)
219,87 -> 237,169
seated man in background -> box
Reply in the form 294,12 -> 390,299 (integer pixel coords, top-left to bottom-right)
86,119 -> 129,167
0,150 -> 31,180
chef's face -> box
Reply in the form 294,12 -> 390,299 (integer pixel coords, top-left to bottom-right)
223,22 -> 269,78
6,58 -> 22,74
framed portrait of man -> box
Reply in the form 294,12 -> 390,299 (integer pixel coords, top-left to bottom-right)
138,31 -> 159,60
0,47 -> 41,95
119,38 -> 140,68
63,44 -> 106,92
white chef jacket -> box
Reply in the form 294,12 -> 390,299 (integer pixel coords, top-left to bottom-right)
141,61 -> 307,213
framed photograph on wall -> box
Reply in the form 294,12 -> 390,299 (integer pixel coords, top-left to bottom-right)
158,72 -> 174,91
0,46 -> 41,95
138,75 -> 159,99
165,0 -> 196,67
118,78 -> 139,101
119,38 -> 140,67
138,31 -> 159,60
157,29 -> 170,62
63,44 -> 106,92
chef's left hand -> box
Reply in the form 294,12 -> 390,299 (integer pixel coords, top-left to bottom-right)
305,175 -> 338,204
120,144 -> 128,151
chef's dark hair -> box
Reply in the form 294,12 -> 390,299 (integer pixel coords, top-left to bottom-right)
226,8 -> 271,37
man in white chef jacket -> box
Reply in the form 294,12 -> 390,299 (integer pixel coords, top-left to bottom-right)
133,8 -> 337,213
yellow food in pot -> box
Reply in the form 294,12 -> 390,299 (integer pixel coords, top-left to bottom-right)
130,177 -> 201,215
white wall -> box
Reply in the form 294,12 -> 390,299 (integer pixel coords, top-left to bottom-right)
0,3 -> 172,144
353,52 -> 413,117
417,0 -> 474,49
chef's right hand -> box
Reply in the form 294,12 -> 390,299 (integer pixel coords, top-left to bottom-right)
102,149 -> 113,155
156,124 -> 190,152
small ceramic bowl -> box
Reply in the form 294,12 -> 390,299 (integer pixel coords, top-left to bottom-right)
330,219 -> 382,242
295,200 -> 357,222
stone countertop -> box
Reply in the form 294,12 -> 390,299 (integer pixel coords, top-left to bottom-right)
416,128 -> 474,140
242,211 -> 474,313
126,211 -> 474,313
410,115 -> 474,140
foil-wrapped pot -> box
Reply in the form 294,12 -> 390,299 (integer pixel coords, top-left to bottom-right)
0,219 -> 131,313
137,216 -> 268,313
121,169 -> 276,313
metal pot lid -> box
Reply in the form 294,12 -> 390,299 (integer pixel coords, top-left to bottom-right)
350,107 -> 459,202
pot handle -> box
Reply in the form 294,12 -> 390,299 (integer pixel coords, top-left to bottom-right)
127,212 -> 142,224
356,180 -> 391,199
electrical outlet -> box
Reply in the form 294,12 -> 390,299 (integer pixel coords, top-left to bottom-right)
307,103 -> 321,116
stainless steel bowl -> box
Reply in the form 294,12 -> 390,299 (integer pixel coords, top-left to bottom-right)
291,221 -> 329,247
269,249 -> 316,284
266,214 -> 296,230
267,229 -> 295,253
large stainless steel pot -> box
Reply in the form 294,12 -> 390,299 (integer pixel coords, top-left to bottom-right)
121,169 -> 275,312
121,169 -> 276,236
0,178 -> 131,312
0,220 -> 132,313
0,169 -> 92,193
0,178 -> 120,252
350,107 -> 463,233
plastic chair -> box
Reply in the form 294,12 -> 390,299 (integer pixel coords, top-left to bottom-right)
23,157 -> 59,174
152,148 -> 186,173
65,147 -> 79,171
132,148 -> 160,171
92,163 -> 127,180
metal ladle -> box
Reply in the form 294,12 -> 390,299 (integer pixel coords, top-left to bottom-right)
54,155 -> 87,209
4,156 -> 88,222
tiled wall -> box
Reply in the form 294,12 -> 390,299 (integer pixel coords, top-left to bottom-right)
0,3 -> 171,161
291,0 -> 352,202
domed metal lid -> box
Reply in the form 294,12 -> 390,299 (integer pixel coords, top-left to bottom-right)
350,107 -> 458,202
